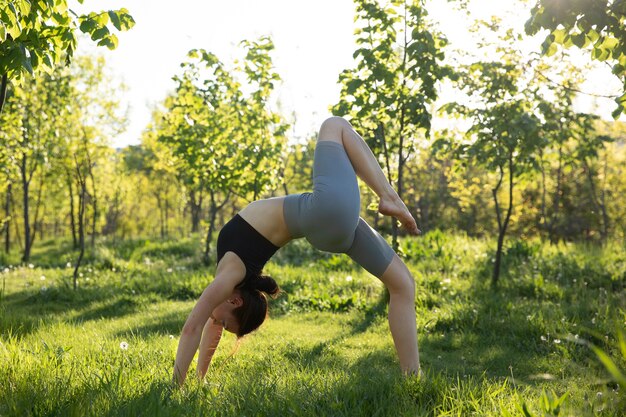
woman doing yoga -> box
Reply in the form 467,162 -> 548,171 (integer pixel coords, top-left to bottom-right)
173,116 -> 421,385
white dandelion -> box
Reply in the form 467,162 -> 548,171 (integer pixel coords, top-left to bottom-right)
345,275 -> 353,282
120,342 -> 129,350
40,275 -> 46,281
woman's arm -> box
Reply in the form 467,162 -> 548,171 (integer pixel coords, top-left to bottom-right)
173,253 -> 245,386
196,317 -> 223,379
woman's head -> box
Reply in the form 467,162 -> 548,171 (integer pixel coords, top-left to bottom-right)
212,274 -> 280,338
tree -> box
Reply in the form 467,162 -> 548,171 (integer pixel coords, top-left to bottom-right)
526,0 -> 626,117
0,1 -> 134,113
442,26 -> 544,288
333,0 -> 451,249
0,67 -> 71,261
158,39 -> 287,263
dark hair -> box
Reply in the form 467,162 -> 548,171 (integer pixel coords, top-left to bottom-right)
233,274 -> 280,337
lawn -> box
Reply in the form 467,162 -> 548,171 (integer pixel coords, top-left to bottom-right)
1,233 -> 624,416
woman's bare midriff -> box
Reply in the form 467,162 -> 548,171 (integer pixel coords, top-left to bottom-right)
238,197 -> 292,247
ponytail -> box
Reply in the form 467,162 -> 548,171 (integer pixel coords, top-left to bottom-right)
232,273 -> 280,337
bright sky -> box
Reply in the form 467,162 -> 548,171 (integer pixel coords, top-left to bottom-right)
74,0 -> 622,148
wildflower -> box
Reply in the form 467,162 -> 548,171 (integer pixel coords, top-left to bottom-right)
144,257 -> 151,265
345,275 -> 353,282
28,263 -> 34,269
592,318 -> 596,324
112,267 -> 116,272
120,342 -> 129,350
437,355 -> 442,359
40,275 -> 46,281
554,339 -> 561,344
41,286 -> 48,292
66,262 -> 72,268
541,336 -> 547,342
2,268 -> 9,274
167,268 -> 173,273
169,335 -> 174,340
79,272 -> 83,278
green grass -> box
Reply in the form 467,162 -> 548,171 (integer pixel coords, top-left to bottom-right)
0,233 -> 624,416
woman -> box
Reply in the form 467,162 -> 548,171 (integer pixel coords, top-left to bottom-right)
173,116 -> 421,385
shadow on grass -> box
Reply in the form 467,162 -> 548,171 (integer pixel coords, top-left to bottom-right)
111,310 -> 186,339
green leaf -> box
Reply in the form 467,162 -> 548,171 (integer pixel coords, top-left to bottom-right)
545,42 -> 558,57
552,28 -> 566,44
90,26 -> 110,42
114,9 -> 135,31
108,10 -> 121,31
587,28 -> 599,42
0,22 -> 5,42
572,33 -> 586,48
79,18 -> 97,34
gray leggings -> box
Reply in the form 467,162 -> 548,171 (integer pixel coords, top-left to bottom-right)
283,140 -> 395,277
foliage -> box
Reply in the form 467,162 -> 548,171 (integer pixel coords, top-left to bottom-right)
526,0 -> 626,117
333,0 -> 452,247
0,0 -> 134,112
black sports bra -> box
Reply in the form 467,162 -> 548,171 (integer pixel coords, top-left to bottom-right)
216,214 -> 279,278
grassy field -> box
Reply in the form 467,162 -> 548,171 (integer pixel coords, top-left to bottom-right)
0,232 -> 624,416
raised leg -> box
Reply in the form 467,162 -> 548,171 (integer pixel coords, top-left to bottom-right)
317,116 -> 420,235
379,254 -> 420,374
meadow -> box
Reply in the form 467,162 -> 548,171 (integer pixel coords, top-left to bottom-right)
0,232 -> 624,416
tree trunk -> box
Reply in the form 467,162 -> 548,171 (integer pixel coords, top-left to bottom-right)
165,195 -> 170,238
4,182 -> 10,254
86,151 -> 97,249
491,156 -> 515,289
189,188 -> 203,233
73,156 -> 87,291
0,73 -> 7,115
204,191 -> 231,264
155,191 -> 165,239
29,177 -> 45,250
67,171 -> 77,249
20,152 -> 31,262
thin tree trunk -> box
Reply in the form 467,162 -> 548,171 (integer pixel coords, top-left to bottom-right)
4,182 -> 10,253
29,178 -> 45,249
10,191 -> 23,251
165,194 -> 170,238
67,171 -> 77,249
0,73 -> 7,115
86,150 -> 97,249
204,191 -> 231,264
73,155 -> 87,290
492,156 -> 515,289
20,152 -> 31,262
189,188 -> 203,233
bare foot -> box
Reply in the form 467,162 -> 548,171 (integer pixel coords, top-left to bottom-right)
378,197 -> 421,235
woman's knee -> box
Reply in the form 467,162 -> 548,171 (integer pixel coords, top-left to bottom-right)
319,116 -> 350,139
381,256 -> 415,297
